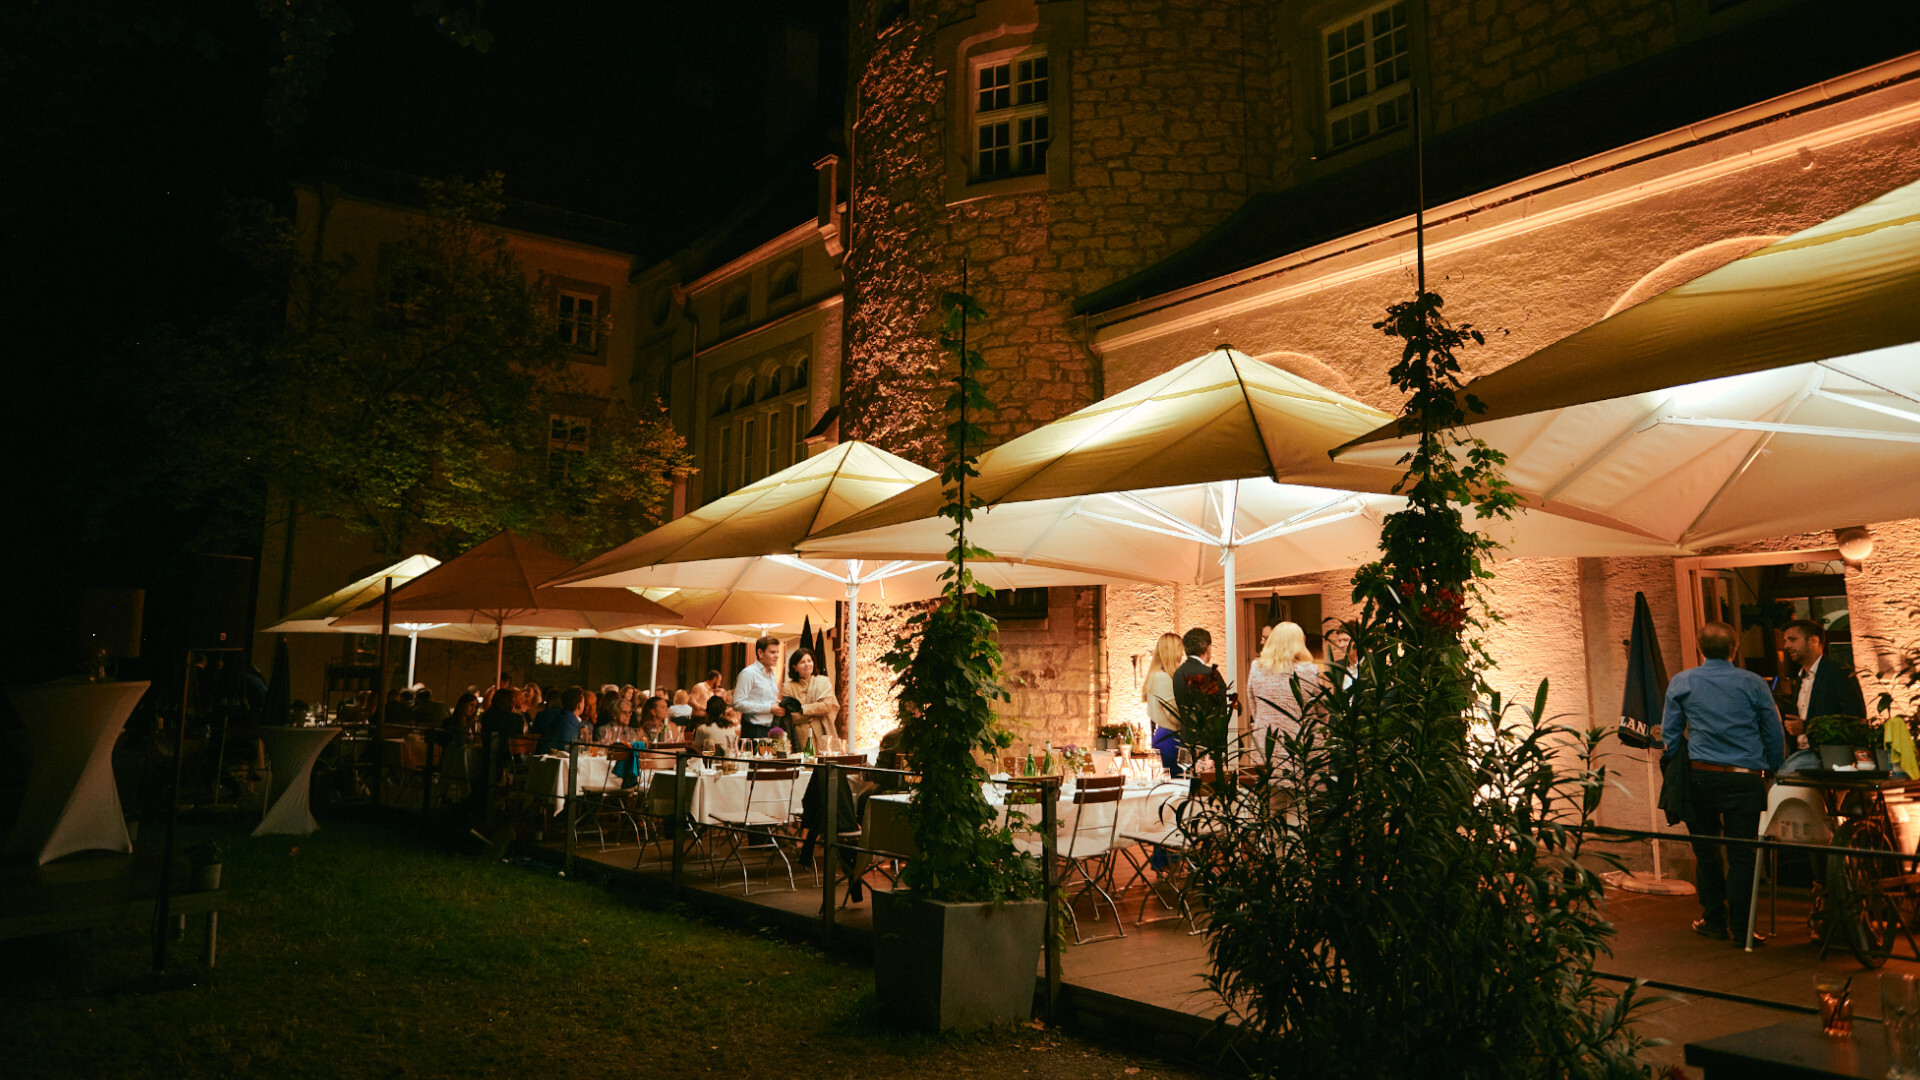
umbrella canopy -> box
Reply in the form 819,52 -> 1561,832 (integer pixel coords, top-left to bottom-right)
334,533 -> 681,683
548,440 -> 1119,602
552,441 -> 1124,736
805,348 -> 1672,698
264,555 -> 495,642
1335,176 -> 1920,550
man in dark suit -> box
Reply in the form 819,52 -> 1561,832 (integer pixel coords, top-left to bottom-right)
1171,627 -> 1227,770
1783,618 -> 1867,727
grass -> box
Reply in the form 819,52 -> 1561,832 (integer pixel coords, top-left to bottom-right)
5,814 -> 1210,1079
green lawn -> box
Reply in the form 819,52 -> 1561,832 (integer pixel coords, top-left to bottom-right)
5,816 -> 1209,1079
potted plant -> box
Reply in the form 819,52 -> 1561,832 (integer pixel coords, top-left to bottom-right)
1808,713 -> 1887,770
1093,723 -> 1131,751
187,841 -> 226,891
873,284 -> 1047,1033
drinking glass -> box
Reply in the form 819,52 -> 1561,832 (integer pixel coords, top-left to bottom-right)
1815,976 -> 1852,1037
1885,973 -> 1920,1077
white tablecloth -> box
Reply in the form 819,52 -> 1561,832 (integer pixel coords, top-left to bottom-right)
254,726 -> 339,836
867,779 -> 1191,859
527,754 -> 619,815
5,680 -> 147,864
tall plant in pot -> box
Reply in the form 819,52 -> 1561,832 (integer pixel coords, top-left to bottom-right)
1181,291 -> 1649,1077
873,280 -> 1045,1033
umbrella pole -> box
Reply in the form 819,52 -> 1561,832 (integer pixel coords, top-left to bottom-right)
1222,545 -> 1238,747
845,583 -> 860,745
1648,750 -> 1663,880
406,631 -> 420,688
1617,745 -> 1694,895
649,638 -> 660,696
493,616 -> 504,687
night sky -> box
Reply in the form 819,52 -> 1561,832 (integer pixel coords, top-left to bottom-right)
3,0 -> 844,680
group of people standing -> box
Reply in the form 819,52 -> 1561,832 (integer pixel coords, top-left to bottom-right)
1136,620 -> 1358,775
683,636 -> 840,756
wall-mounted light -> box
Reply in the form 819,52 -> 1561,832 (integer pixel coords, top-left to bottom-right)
1836,525 -> 1874,563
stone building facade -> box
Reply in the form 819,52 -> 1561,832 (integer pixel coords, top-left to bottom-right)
834,0 -> 1920,853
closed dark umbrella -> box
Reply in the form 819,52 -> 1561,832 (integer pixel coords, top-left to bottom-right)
1616,591 -> 1693,895
799,615 -> 814,660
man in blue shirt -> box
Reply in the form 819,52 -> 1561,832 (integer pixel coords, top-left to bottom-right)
1661,621 -> 1784,947
532,686 -> 588,755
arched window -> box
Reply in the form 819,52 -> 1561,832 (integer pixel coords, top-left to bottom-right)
770,262 -> 801,302
722,286 -> 749,323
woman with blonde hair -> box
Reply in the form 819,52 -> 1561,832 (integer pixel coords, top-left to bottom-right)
1245,621 -> 1322,764
1141,632 -> 1187,774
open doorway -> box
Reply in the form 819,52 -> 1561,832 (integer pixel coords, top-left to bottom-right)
1677,547 -> 1854,687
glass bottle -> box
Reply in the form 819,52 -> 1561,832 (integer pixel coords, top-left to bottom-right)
1023,746 -> 1037,777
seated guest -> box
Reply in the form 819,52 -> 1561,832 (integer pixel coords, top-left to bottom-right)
637,695 -> 684,745
594,691 -> 639,746
532,687 -> 588,755
668,689 -> 694,723
687,669 -> 725,714
690,696 -> 740,756
413,686 -> 451,729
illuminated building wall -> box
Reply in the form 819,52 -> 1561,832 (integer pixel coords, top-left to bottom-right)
838,0 -> 1920,873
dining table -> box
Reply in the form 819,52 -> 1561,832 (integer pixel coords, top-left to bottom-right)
4,680 -> 148,864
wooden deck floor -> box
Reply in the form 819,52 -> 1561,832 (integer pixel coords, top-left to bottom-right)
540,830 -> 1920,1076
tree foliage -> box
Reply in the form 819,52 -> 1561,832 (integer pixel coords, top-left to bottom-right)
1183,289 -> 1648,1078
885,286 -> 1040,904
152,173 -> 689,559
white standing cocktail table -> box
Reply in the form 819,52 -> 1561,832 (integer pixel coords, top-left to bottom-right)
254,726 -> 341,836
5,680 -> 148,864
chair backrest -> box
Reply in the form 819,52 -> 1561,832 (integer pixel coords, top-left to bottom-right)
1065,775 -> 1126,857
745,761 -> 799,820
815,753 -> 868,766
648,741 -> 689,752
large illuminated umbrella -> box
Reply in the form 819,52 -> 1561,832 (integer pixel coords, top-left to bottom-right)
805,348 -> 1675,698
549,441 -> 1125,733
334,532 -> 680,683
1335,175 -> 1920,550
265,554 -> 502,685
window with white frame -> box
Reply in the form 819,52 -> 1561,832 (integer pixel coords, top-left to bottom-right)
534,637 -> 575,666
547,414 -> 590,483
973,51 -> 1050,180
742,416 -> 758,485
1323,1 -> 1411,152
715,426 -> 733,499
790,400 -> 808,464
557,291 -> 599,353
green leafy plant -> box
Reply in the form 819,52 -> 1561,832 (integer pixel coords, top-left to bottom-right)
883,285 -> 1040,904
187,840 -> 226,866
1808,713 -> 1873,748
1183,290 -> 1647,1078
146,173 -> 691,558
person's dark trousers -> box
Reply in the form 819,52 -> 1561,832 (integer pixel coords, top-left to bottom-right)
1684,769 -> 1767,932
740,719 -> 772,740
1152,725 -> 1184,778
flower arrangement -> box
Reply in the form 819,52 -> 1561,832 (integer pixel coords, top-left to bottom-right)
768,726 -> 790,756
1057,744 -> 1091,774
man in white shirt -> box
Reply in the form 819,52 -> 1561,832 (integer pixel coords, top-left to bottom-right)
732,636 -> 788,739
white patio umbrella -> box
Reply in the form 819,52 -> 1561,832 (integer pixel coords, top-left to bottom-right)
1334,174 -> 1920,550
806,348 -> 1676,703
264,555 -> 499,685
333,532 -> 681,684
549,441 -> 1128,734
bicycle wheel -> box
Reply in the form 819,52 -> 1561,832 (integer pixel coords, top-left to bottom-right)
1827,819 -> 1899,968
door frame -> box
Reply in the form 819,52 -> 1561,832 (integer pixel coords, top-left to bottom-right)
1672,546 -> 1846,669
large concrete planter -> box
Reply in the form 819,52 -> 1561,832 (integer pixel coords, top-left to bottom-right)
873,891 -> 1047,1032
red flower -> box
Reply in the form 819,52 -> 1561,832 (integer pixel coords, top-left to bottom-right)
1186,672 -> 1224,696
1421,586 -> 1468,632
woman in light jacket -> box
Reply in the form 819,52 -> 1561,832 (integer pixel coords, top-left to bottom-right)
1142,632 -> 1186,775
782,646 -> 839,750
1245,621 -> 1323,765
